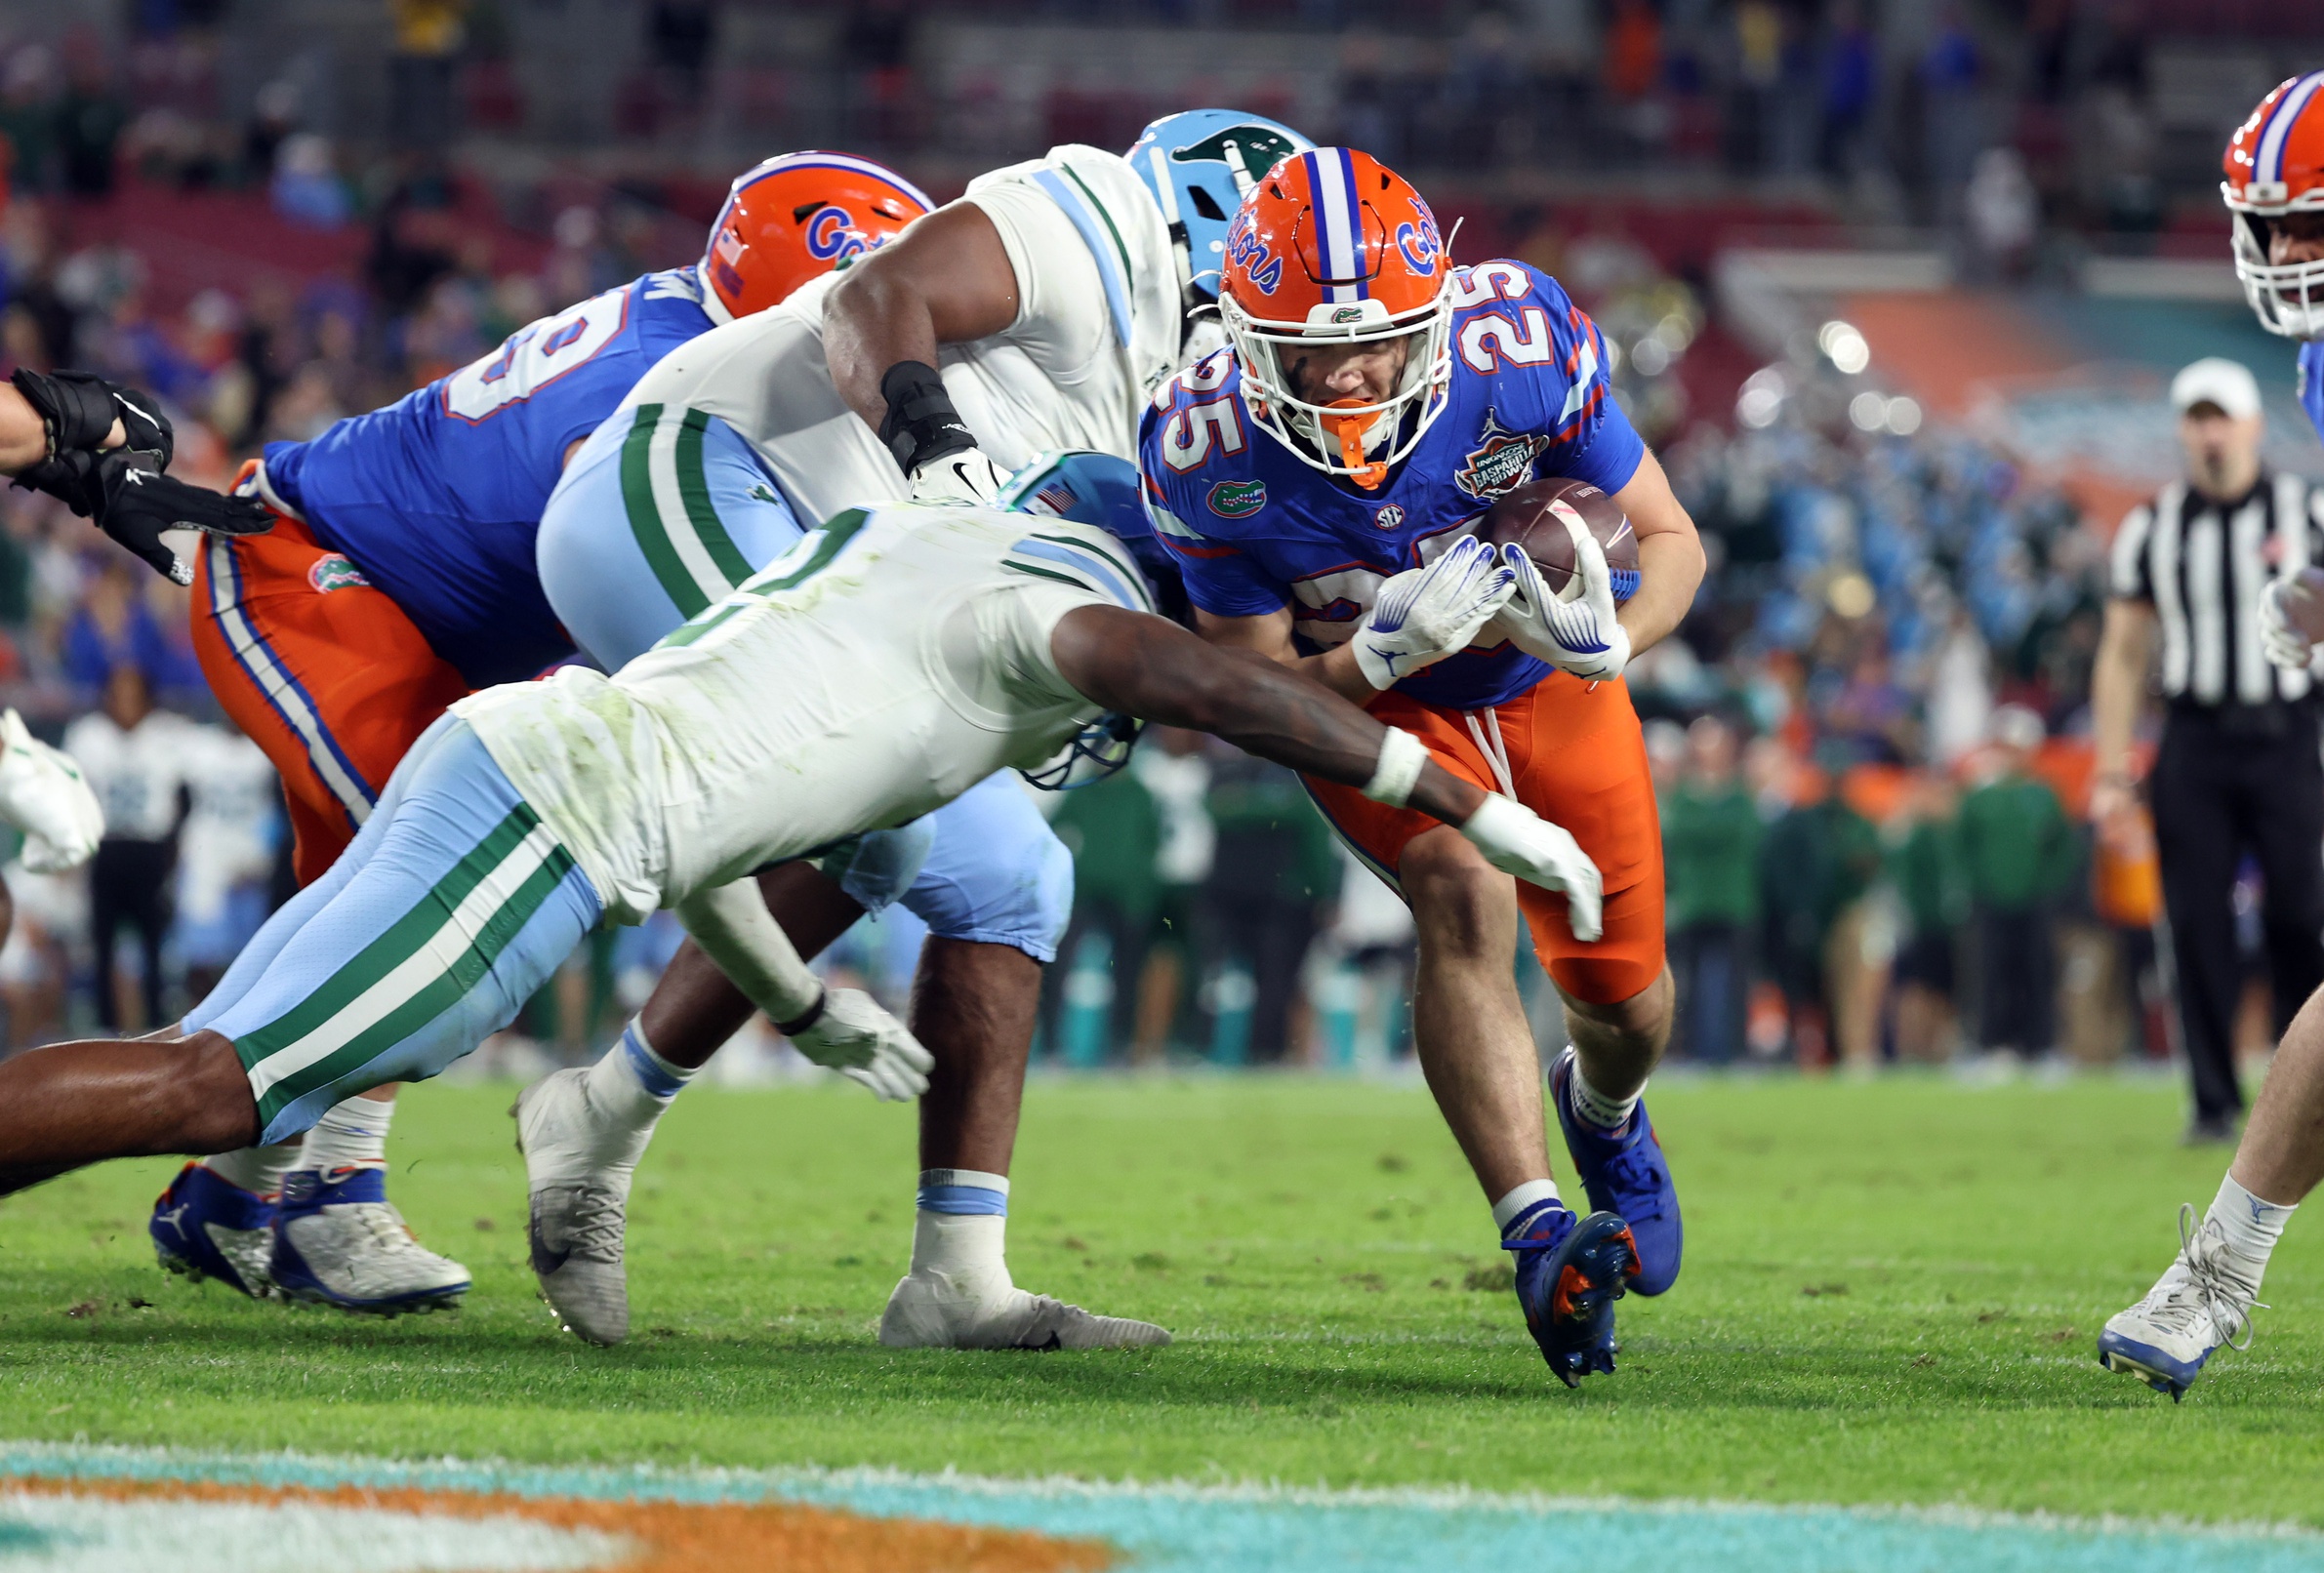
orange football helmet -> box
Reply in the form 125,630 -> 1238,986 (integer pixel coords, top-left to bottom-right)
1218,147 -> 1453,490
699,151 -> 933,323
2224,72 -> 2324,339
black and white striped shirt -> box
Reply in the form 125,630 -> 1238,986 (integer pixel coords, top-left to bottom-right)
2111,473 -> 2324,706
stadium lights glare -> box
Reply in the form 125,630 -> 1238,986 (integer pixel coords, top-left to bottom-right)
1631,336 -> 1673,377
1885,395 -> 1923,436
1848,391 -> 1888,431
1736,366 -> 1786,429
1817,320 -> 1871,376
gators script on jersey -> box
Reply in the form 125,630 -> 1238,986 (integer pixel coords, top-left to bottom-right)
261,266 -> 717,687
1138,260 -> 1645,711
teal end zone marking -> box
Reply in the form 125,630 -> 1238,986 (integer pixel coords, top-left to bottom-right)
0,1520 -> 62,1551
1,1444 -> 2320,1573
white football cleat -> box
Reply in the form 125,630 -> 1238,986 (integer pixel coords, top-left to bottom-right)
879,1270 -> 1172,1351
2098,1204 -> 2265,1401
515,1067 -> 637,1347
269,1167 -> 470,1314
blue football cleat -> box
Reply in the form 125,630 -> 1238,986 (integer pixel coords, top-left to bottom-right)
149,1161 -> 280,1298
1505,1202 -> 1638,1387
1550,1046 -> 1682,1295
270,1166 -> 471,1315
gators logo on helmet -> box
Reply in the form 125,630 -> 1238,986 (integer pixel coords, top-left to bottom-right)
699,151 -> 933,323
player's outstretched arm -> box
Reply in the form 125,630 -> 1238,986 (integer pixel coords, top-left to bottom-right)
1050,605 -> 1605,937
1,369 -> 272,583
673,880 -> 933,1101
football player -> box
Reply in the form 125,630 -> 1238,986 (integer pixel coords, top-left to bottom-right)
522,110 -> 1313,1349
2101,71 -> 2324,1400
150,152 -> 932,1314
0,480 -> 1610,1373
1138,149 -> 1705,1385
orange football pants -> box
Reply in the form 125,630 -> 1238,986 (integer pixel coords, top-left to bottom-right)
1305,673 -> 1665,1006
189,471 -> 470,888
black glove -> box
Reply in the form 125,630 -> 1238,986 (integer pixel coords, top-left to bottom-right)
875,360 -> 976,477
10,369 -> 173,499
51,448 -> 273,585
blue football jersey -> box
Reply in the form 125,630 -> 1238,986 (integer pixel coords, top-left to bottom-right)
1138,260 -> 1645,710
263,267 -> 718,687
2302,341 -> 2324,446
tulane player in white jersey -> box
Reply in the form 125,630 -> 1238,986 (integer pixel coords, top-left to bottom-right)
0,482 -> 1610,1363
530,111 -> 1314,1349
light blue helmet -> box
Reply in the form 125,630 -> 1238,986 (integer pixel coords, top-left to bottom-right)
1127,109 -> 1313,309
1001,450 -> 1189,790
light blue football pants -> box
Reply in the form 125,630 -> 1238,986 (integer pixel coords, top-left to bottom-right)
183,713 -> 603,1144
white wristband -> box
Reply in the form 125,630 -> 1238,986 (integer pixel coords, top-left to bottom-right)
1362,727 -> 1428,807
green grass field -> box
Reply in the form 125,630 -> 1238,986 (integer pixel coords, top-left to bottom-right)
0,1072 -> 2316,1526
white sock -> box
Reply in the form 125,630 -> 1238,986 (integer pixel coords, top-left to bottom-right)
909,1169 -> 1012,1294
204,1141 -> 304,1197
1568,1053 -> 1641,1136
301,1094 -> 393,1174
2211,1171 -> 2297,1289
575,1018 -> 697,1173
1491,1178 -> 1564,1240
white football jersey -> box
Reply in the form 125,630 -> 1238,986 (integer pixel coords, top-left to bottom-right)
454,503 -> 1155,924
612,144 -> 1181,526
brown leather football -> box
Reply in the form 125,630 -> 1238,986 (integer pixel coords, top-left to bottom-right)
1476,477 -> 1639,602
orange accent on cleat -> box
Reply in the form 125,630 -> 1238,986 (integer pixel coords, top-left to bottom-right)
1552,1265 -> 1593,1320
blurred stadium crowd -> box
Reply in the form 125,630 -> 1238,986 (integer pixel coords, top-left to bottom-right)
0,0 -> 2292,1078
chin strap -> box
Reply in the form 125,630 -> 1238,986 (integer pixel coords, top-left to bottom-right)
1324,398 -> 1388,490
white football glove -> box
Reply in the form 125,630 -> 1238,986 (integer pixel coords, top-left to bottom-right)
1495,536 -> 1632,683
789,987 -> 935,1103
1459,793 -> 1604,942
0,708 -> 102,873
1352,536 -> 1517,691
2261,577 -> 2316,672
910,448 -> 1008,507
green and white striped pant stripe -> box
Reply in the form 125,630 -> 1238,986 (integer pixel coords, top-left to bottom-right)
619,402 -> 760,619
234,802 -> 580,1128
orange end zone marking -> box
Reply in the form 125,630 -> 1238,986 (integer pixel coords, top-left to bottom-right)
2,1474 -> 1117,1573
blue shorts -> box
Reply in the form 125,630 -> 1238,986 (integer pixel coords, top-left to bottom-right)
536,407 -> 1072,961
183,713 -> 603,1144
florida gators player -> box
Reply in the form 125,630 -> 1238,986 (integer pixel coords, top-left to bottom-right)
149,152 -> 932,1316
2102,72 -> 2324,1400
522,110 -> 1311,1350
1140,149 -> 1704,1385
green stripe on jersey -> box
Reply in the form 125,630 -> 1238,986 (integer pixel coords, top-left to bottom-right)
1024,530 -> 1154,613
234,805 -> 575,1121
1062,165 -> 1136,287
673,408 -> 757,587
619,404 -> 710,619
1001,559 -> 1097,593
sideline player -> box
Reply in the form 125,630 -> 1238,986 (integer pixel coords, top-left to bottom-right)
2100,71 -> 2324,1399
1139,148 -> 1703,1385
0,490 -> 1622,1366
527,110 -> 1313,1348
152,153 -> 932,1313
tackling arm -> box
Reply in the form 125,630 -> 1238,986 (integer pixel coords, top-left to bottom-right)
1051,604 -> 1607,936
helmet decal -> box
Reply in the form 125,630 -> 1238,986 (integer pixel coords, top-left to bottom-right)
1127,109 -> 1315,310
697,151 -> 932,324
1396,215 -> 1443,277
1168,125 -> 1306,185
1226,211 -> 1282,296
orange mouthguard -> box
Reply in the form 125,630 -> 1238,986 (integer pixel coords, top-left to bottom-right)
1325,399 -> 1388,490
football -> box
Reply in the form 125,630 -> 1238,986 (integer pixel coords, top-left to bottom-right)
1477,477 -> 1640,603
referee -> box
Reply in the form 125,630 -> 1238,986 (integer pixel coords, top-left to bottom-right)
2091,357 -> 2324,1144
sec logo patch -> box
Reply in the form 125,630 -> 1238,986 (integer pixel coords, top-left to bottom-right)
1373,504 -> 1406,531
1207,478 -> 1267,518
307,554 -> 370,593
